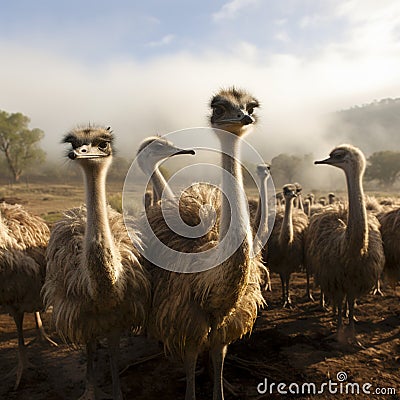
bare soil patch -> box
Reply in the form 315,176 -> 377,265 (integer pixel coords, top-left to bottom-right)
1,273 -> 399,400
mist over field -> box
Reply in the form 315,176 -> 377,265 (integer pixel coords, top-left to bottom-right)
0,0 -> 399,193
1,0 -> 400,166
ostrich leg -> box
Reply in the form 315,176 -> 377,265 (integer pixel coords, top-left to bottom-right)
79,340 -> 97,400
108,332 -> 123,400
184,348 -> 199,400
32,311 -> 58,346
9,310 -> 30,390
306,269 -> 314,301
211,343 -> 227,400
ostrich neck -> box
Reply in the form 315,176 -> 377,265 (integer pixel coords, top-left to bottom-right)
212,135 -> 252,315
83,164 -> 119,298
279,197 -> 294,246
150,165 -> 174,202
345,169 -> 368,253
297,194 -> 304,211
219,138 -> 252,243
254,175 -> 269,242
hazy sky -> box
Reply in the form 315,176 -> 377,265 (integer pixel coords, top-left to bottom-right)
1,0 -> 400,162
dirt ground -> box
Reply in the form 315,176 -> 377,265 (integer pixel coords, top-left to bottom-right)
1,272 -> 399,400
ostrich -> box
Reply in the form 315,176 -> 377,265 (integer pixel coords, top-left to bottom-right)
42,126 -> 151,399
248,164 -> 271,237
136,135 -> 195,205
265,184 -> 308,308
142,87 -> 265,400
0,203 -> 56,389
275,191 -> 284,208
328,192 -> 336,205
377,207 -> 400,291
293,182 -> 304,211
248,164 -> 272,291
303,198 -> 311,217
305,145 -> 384,344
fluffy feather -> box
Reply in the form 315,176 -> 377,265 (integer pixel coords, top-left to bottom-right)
43,205 -> 149,345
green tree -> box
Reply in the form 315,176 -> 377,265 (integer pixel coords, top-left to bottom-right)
270,153 -> 302,185
0,110 -> 46,182
365,151 -> 400,187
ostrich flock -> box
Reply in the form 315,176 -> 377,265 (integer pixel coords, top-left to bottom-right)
0,87 -> 398,400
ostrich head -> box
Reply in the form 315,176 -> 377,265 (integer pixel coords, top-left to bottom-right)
315,144 -> 366,177
282,184 -> 298,201
293,182 -> 302,194
210,87 -> 259,136
63,125 -> 114,170
256,163 -> 271,179
136,136 -> 195,175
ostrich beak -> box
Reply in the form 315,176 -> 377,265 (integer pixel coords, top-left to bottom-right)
69,145 -> 109,160
171,149 -> 196,157
218,114 -> 255,125
315,157 -> 332,165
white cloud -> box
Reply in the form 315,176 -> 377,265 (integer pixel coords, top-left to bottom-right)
274,31 -> 291,43
212,0 -> 259,21
146,34 -> 175,47
334,0 -> 400,54
2,1 -> 400,163
274,18 -> 287,26
299,15 -> 324,29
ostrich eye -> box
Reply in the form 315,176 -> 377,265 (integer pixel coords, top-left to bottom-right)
213,106 -> 224,117
98,141 -> 109,150
332,152 -> 344,159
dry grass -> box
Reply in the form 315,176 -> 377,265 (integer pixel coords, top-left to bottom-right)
0,182 -> 398,224
0,181 -> 127,222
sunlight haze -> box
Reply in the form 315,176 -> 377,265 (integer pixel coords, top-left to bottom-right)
0,0 -> 399,162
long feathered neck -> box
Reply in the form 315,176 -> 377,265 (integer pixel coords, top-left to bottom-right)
296,194 -> 304,211
150,165 -> 174,202
345,167 -> 368,254
219,136 -> 252,245
254,175 -> 269,245
82,162 -> 121,299
279,197 -> 294,246
215,134 -> 252,309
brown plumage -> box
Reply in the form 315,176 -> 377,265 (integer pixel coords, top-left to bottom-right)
42,126 -> 150,399
365,195 -> 383,214
305,145 -> 384,344
0,202 -> 52,389
377,207 -> 400,285
141,88 -> 265,400
265,184 -> 308,307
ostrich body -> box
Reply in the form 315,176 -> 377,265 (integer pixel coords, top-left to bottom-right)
377,207 -> 400,286
305,145 -> 384,343
0,202 -> 54,388
42,126 -> 150,399
143,88 -> 264,400
265,184 -> 308,307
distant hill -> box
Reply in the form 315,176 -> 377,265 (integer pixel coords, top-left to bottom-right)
327,98 -> 400,154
